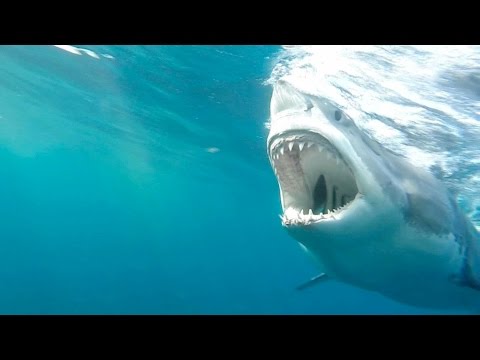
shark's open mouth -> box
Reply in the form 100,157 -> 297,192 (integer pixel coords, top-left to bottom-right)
269,132 -> 359,226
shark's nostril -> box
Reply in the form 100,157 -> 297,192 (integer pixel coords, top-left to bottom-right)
305,100 -> 314,112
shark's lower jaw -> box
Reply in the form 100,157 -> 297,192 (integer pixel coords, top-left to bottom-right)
269,132 -> 359,227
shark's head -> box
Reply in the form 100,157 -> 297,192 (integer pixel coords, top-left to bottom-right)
267,80 -> 402,240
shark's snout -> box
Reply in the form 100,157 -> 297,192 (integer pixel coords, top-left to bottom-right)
270,80 -> 311,117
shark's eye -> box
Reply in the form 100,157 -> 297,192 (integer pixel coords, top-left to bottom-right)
334,110 -> 342,121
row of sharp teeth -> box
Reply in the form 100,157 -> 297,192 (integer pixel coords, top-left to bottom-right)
280,204 -> 351,226
273,141 -> 313,157
271,140 -> 341,164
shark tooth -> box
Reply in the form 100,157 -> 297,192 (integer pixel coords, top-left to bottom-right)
299,142 -> 305,151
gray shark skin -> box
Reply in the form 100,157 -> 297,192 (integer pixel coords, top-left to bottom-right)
267,80 -> 480,312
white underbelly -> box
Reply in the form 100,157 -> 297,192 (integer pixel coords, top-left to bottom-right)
303,221 -> 480,311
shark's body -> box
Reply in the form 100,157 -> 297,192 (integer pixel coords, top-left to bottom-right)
267,80 -> 480,312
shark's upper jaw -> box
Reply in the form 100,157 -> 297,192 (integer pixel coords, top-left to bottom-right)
268,131 -> 359,227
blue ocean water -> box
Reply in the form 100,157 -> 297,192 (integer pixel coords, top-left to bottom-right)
1,45 -> 479,314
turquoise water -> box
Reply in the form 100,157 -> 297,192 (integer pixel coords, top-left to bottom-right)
1,45 -> 479,314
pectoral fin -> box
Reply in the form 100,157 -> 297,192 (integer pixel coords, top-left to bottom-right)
296,273 -> 328,291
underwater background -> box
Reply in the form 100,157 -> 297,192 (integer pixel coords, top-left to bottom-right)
0,45 -> 479,314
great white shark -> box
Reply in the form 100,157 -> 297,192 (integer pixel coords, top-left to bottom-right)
267,80 -> 480,312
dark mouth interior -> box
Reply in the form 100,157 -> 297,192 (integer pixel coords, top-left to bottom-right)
270,133 -> 358,219
313,174 -> 327,214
